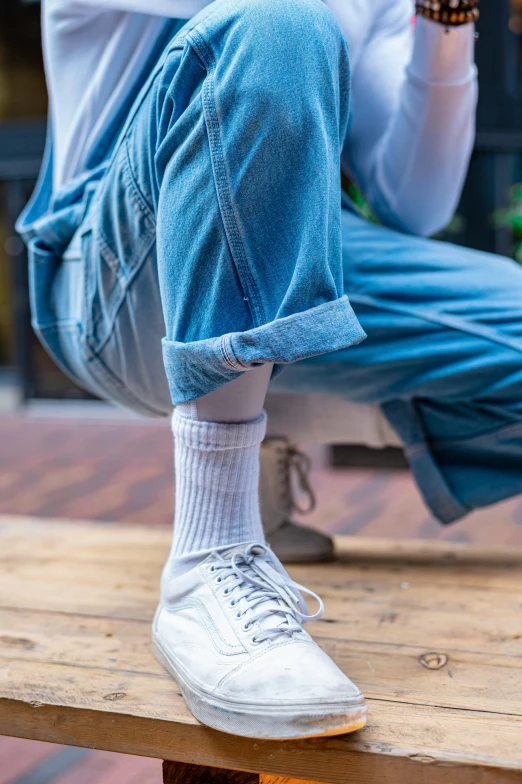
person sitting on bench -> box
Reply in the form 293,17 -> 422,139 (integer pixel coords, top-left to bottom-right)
18,0 -> 487,741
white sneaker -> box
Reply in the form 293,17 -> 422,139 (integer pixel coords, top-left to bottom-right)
153,543 -> 367,739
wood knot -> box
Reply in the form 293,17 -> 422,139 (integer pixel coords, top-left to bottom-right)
103,692 -> 126,701
0,635 -> 36,650
419,652 -> 448,670
409,753 -> 436,764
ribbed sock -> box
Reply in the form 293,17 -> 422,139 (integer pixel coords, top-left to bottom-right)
164,405 -> 267,577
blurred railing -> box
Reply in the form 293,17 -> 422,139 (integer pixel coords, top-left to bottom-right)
0,121 -> 46,400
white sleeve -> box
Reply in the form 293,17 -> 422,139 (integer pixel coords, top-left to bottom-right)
51,0 -> 209,18
338,4 -> 478,236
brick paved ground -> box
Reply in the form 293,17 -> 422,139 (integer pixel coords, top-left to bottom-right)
0,738 -> 162,784
2,409 -> 521,782
2,411 -> 521,544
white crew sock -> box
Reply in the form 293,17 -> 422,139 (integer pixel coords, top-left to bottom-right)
164,405 -> 267,577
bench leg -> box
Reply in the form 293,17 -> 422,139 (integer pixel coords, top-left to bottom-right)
163,761 -> 258,783
260,779 -> 322,784
163,762 -> 319,784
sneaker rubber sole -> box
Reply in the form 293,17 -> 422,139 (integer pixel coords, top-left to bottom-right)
153,635 -> 368,740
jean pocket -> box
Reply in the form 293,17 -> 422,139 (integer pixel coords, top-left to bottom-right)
28,238 -> 61,331
27,237 -> 85,385
96,136 -> 156,281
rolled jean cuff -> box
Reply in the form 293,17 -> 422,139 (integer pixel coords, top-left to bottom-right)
162,295 -> 366,404
382,399 -> 470,525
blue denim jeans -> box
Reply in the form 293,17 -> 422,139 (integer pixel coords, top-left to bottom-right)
273,208 -> 522,524
17,0 -> 522,525
18,0 -> 364,412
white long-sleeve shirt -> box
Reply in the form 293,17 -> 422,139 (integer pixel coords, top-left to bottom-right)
43,0 -> 477,236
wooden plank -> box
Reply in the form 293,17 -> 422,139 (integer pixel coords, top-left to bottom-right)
3,515 -> 522,589
2,522 -> 521,594
1,608 -> 521,716
2,698 -> 522,784
1,660 -> 522,769
2,572 -> 519,662
1,517 -> 522,783
2,551 -> 521,657
3,553 -> 521,602
0,517 -> 171,563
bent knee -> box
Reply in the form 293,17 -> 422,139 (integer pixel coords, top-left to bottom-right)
244,0 -> 339,29
258,0 -> 342,43
207,0 -> 345,54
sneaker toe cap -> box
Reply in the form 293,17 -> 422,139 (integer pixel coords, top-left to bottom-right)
219,639 -> 363,706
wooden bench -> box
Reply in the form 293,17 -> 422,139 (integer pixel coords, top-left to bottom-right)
1,516 -> 521,783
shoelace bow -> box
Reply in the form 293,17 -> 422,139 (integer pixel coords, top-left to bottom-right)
211,544 -> 324,644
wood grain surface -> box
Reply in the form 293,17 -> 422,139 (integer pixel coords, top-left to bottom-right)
1,516 -> 521,784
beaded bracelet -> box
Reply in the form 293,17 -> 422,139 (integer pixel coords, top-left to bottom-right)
415,0 -> 480,26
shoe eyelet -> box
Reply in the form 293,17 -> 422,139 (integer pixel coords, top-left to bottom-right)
216,577 -> 223,583
236,611 -> 242,618
242,622 -> 252,632
223,588 -> 230,596
251,636 -> 261,645
209,566 -> 216,573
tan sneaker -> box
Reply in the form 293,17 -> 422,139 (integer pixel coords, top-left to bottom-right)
259,438 -> 334,563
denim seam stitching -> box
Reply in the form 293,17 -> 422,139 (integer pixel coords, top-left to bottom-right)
83,233 -> 156,357
86,342 -> 167,417
219,334 -> 247,371
168,2 -> 224,50
123,134 -> 157,224
88,268 -> 143,355
96,234 -> 122,279
96,144 -> 156,282
188,30 -> 266,327
434,420 -> 522,448
349,292 -> 522,356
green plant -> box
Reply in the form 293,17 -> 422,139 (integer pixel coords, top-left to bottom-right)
340,172 -> 465,237
492,183 -> 522,263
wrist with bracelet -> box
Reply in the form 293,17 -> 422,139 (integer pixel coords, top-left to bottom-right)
415,0 -> 479,27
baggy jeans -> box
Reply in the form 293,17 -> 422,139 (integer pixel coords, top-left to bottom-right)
17,0 -> 522,525
19,0 -> 365,409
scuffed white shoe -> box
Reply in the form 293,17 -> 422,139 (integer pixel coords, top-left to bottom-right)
153,543 -> 367,739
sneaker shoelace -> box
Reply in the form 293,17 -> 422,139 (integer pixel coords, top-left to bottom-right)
211,543 -> 324,645
277,445 -> 317,515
